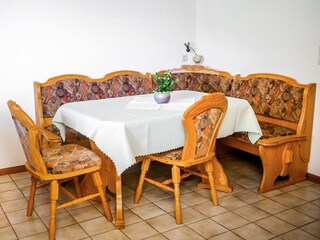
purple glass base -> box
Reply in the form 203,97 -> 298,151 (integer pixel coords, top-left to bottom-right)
154,92 -> 171,104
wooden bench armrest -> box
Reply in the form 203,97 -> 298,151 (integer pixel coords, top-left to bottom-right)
258,134 -> 307,147
39,129 -> 62,144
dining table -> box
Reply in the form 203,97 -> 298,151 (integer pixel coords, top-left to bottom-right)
53,90 -> 262,228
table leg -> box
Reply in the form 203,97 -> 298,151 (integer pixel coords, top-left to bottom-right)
198,156 -> 233,193
115,175 -> 124,229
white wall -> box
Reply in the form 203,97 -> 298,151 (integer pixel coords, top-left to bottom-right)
0,0 -> 196,168
196,0 -> 320,176
1,0 -> 319,178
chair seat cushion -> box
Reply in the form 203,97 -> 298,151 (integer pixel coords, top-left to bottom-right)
45,124 -> 88,143
232,121 -> 296,144
42,144 -> 101,174
154,148 -> 183,160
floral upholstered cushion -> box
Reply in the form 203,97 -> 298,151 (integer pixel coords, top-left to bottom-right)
232,121 -> 296,144
155,148 -> 183,160
45,124 -> 88,143
42,144 -> 101,174
194,108 -> 221,158
173,73 -> 233,94
155,108 -> 222,160
151,73 -> 233,95
41,75 -> 152,118
230,78 -> 304,122
12,117 -> 34,168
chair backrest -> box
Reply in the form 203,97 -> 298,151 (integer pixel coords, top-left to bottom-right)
181,93 -> 228,163
7,100 -> 47,174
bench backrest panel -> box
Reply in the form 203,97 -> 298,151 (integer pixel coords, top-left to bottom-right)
167,67 -> 310,124
151,67 -> 234,96
34,71 -> 152,126
171,72 -> 234,96
230,76 -> 305,123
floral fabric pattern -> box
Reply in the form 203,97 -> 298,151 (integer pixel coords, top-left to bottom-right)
12,117 -> 34,168
42,144 -> 101,174
152,73 -> 233,95
155,108 -> 221,160
230,78 -> 304,122
232,121 -> 296,144
194,108 -> 222,158
152,73 -> 304,123
41,75 -> 152,118
156,148 -> 183,160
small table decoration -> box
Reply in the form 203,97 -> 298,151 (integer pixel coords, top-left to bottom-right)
153,70 -> 178,104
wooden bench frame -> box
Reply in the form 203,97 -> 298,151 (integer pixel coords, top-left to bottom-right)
220,73 -> 316,192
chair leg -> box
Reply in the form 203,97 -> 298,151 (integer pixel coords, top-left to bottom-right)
73,176 -> 82,198
205,161 -> 218,205
172,165 -> 182,224
49,180 -> 59,240
134,159 -> 151,204
27,176 -> 37,216
92,171 -> 113,222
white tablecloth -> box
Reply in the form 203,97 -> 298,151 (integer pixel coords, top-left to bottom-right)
53,90 -> 262,174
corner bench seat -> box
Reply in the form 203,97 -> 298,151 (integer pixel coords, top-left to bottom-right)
167,66 -> 316,193
34,66 -> 316,193
232,121 -> 296,143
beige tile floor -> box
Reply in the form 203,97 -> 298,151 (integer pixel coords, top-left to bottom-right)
0,151 -> 319,240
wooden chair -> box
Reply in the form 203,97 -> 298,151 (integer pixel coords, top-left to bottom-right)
134,93 -> 228,224
7,100 -> 112,240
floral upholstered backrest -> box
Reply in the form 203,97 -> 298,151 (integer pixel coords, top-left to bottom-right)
41,74 -> 152,118
230,77 -> 304,123
193,108 -> 222,158
150,66 -> 234,95
12,117 -> 34,168
8,101 -> 37,169
182,93 -> 227,161
171,72 -> 233,95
